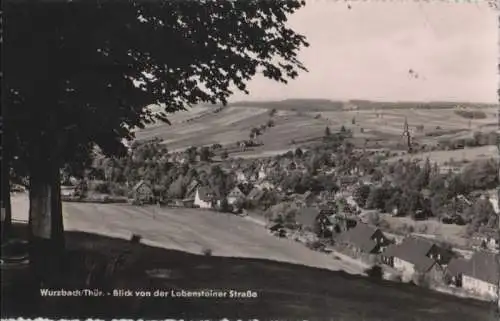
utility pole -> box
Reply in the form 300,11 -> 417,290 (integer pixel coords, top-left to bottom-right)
403,117 -> 412,153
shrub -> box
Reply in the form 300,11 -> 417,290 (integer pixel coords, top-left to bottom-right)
94,181 -> 110,194
307,240 -> 324,251
110,183 -> 127,196
365,265 -> 383,279
416,224 -> 428,234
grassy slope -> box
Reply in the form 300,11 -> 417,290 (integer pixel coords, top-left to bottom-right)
6,198 -> 497,320
133,100 -> 498,159
2,228 -> 495,320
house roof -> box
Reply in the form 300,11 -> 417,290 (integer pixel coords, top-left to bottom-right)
446,258 -> 469,277
296,207 -> 320,228
462,251 -> 499,285
383,237 -> 437,273
228,187 -> 244,197
133,180 -> 149,191
269,223 -> 284,232
187,180 -> 200,192
302,191 -> 313,200
185,180 -> 201,198
247,187 -> 265,201
339,223 -> 380,253
197,186 -> 215,202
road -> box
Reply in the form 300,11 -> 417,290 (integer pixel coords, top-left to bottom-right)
11,194 -> 366,275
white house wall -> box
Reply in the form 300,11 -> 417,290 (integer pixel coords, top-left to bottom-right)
393,257 -> 415,281
194,191 -> 212,209
462,275 -> 499,299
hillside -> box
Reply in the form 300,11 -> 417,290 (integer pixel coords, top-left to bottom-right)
6,196 -> 496,320
134,101 -> 498,161
230,99 -> 345,111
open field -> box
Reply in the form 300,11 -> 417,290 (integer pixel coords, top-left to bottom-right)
136,105 -> 330,156
385,145 -> 499,166
134,103 -> 498,159
6,195 -> 496,320
379,214 -> 470,248
317,108 -> 498,141
11,194 -> 364,275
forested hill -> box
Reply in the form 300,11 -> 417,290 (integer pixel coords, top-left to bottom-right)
229,99 -> 344,111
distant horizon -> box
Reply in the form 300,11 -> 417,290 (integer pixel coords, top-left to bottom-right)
228,98 -> 498,105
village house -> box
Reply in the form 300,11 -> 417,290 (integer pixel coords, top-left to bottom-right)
245,168 -> 259,182
330,215 -> 358,233
255,180 -> 275,190
488,191 -> 499,214
235,170 -> 248,184
257,164 -> 267,180
131,180 -> 154,204
227,186 -> 245,205
194,186 -> 216,209
381,237 -> 453,281
454,251 -> 499,300
472,228 -> 500,252
446,251 -> 500,299
246,187 -> 266,204
337,223 -> 391,255
446,257 -> 469,287
184,179 -> 201,200
61,185 -> 76,197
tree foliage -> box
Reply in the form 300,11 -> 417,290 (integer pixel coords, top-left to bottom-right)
3,0 -> 309,261
5,1 -> 309,168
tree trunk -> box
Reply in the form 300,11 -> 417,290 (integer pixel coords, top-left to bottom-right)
1,157 -> 12,240
28,163 -> 65,280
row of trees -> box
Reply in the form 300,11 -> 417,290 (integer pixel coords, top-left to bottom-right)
83,138 -> 239,202
352,158 -> 499,232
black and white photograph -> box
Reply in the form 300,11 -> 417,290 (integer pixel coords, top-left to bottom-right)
1,0 -> 499,320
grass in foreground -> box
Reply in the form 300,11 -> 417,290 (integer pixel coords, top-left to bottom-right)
1,225 -> 497,320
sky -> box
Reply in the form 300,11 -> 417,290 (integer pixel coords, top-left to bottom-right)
229,1 -> 498,103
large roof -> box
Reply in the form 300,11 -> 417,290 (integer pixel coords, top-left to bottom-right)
197,186 -> 215,202
446,257 -> 469,277
383,237 -> 436,273
339,223 -> 380,253
462,251 -> 499,285
228,187 -> 244,196
133,180 -> 150,191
